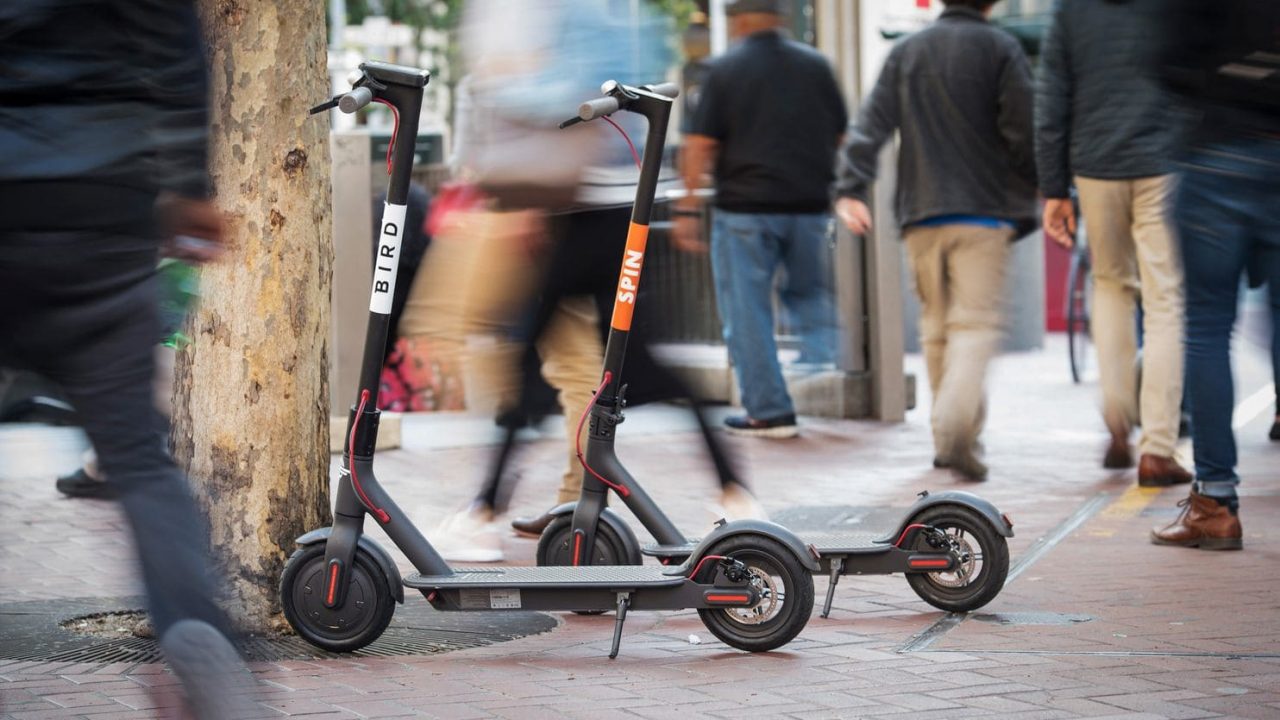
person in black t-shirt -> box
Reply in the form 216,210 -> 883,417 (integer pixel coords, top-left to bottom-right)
673,0 -> 848,439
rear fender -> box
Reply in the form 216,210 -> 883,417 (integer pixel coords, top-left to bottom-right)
882,491 -> 1015,544
667,519 -> 821,576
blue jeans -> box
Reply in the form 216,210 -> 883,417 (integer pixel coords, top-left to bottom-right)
1176,135 -> 1280,498
710,209 -> 836,420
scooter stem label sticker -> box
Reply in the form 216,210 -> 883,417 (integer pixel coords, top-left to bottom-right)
610,221 -> 649,331
370,202 -> 407,314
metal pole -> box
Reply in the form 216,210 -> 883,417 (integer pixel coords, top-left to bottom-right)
709,0 -> 728,55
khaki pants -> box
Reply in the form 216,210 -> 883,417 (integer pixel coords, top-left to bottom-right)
399,209 -> 603,503
905,224 -> 1013,460
1076,175 -> 1183,458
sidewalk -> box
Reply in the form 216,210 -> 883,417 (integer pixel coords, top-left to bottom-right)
2,334 -> 1278,719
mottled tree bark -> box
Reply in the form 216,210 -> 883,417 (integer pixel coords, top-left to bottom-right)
173,0 -> 334,631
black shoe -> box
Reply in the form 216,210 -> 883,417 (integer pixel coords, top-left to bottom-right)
1269,416 -> 1280,442
724,413 -> 798,439
159,620 -> 258,720
55,468 -> 117,499
510,509 -> 557,538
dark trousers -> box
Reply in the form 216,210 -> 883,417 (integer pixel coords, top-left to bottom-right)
1176,135 -> 1280,496
0,227 -> 227,637
477,205 -> 740,511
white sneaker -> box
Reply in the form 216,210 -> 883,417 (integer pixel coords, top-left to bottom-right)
431,505 -> 504,563
715,484 -> 769,521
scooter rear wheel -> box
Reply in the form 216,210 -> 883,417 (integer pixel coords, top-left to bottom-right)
905,505 -> 1008,613
280,544 -> 396,652
695,535 -> 814,652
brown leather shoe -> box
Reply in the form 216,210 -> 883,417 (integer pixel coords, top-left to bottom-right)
1137,454 -> 1193,487
1103,435 -> 1133,469
1151,491 -> 1242,550
510,509 -> 557,538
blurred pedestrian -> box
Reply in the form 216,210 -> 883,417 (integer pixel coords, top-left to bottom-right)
0,2 -> 255,718
1036,0 -> 1192,486
1150,0 -> 1280,551
834,0 -> 1037,481
674,0 -> 846,439
372,183 -> 434,412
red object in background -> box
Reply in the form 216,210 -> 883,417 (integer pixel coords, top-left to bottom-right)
916,0 -> 930,7
425,182 -> 486,237
1044,236 -> 1072,331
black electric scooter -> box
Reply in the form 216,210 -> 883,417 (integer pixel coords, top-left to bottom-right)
280,62 -> 818,659
532,97 -> 1017,622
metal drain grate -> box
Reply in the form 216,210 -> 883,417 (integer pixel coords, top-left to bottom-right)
0,597 -> 557,663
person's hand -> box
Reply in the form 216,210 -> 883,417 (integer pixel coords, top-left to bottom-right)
835,197 -> 873,236
1042,197 -> 1077,249
156,192 -> 226,264
671,208 -> 707,254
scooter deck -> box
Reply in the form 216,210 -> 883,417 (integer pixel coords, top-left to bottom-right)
644,531 -> 890,558
404,565 -> 685,590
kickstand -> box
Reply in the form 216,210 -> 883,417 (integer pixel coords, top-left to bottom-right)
609,592 -> 630,659
821,557 -> 844,619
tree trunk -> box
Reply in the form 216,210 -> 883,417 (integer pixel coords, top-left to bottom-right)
173,0 -> 334,632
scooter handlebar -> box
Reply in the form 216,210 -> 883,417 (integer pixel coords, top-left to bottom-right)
643,82 -> 679,99
578,96 -> 621,122
339,86 -> 374,114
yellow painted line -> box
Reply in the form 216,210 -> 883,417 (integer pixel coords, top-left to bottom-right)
1099,484 -> 1162,520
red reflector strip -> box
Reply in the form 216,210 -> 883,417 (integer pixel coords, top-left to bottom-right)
573,531 -> 583,566
706,594 -> 751,603
909,558 -> 953,569
325,562 -> 340,605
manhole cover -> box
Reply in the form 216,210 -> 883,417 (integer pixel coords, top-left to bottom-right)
0,597 -> 557,663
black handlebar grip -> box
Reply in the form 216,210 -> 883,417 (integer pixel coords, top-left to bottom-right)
578,96 -> 621,122
339,86 -> 374,114
644,83 -> 680,99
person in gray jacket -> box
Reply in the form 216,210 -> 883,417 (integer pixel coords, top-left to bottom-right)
835,0 -> 1037,481
1035,0 -> 1192,487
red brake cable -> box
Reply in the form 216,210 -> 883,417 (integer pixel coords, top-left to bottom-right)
373,98 -> 399,175
602,115 -> 642,171
348,389 -> 390,523
892,523 -> 929,548
574,371 -> 630,497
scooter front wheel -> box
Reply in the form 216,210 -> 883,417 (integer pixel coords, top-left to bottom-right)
536,516 -> 639,567
695,535 -> 814,652
905,505 -> 1009,613
537,517 -> 639,615
280,543 -> 396,652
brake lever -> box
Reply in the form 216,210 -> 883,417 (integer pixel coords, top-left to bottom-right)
309,96 -> 341,115
559,116 -> 584,129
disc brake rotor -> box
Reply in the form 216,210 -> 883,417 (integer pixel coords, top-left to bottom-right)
928,529 -> 980,589
724,566 -> 780,626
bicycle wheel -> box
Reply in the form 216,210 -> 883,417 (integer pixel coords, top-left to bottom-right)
1065,249 -> 1092,384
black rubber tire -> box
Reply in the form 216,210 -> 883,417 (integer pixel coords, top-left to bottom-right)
695,535 -> 814,653
1066,249 -> 1092,384
905,505 -> 1009,613
280,543 -> 396,653
536,516 -> 639,568
537,517 -> 639,616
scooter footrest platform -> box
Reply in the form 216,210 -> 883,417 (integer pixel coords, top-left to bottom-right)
640,541 -> 697,557
798,531 -> 889,554
404,565 -> 683,590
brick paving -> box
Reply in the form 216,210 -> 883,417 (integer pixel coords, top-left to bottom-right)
3,336 -> 1279,718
